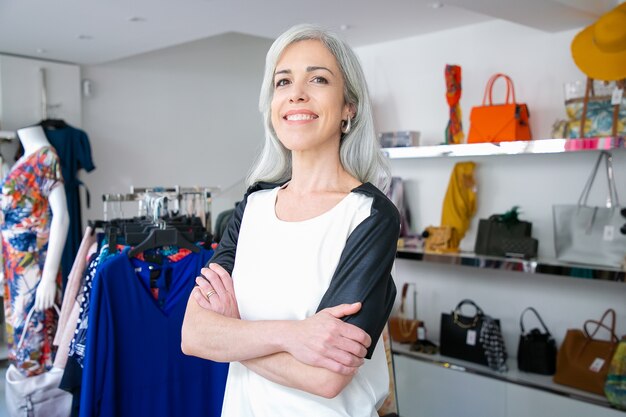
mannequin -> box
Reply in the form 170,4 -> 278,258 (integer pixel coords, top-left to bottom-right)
1,125 -> 69,376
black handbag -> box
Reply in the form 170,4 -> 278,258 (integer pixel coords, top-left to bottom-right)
440,299 -> 498,366
474,207 -> 534,257
517,307 -> 557,375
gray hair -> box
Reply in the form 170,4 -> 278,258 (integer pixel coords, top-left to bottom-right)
246,24 -> 390,192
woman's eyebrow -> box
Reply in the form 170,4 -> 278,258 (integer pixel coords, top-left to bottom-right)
274,66 -> 335,76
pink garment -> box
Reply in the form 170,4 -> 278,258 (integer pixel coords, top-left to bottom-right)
53,226 -> 96,368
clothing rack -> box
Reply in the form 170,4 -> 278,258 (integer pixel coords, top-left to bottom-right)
102,185 -> 217,231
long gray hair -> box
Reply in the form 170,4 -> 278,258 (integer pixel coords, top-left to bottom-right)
246,24 -> 390,192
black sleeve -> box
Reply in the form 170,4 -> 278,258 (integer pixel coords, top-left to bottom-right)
316,185 -> 400,359
208,182 -> 284,274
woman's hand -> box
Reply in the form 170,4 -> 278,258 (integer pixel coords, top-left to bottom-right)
192,263 -> 240,319
283,303 -> 371,375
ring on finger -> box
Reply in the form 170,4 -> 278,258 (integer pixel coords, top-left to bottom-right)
205,290 -> 217,300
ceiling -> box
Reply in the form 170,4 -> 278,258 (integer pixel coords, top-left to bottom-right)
0,0 -> 618,65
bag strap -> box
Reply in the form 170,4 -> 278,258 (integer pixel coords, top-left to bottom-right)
483,73 -> 516,106
399,283 -> 417,319
579,77 -> 593,138
584,308 -> 619,343
519,306 -> 552,336
578,151 -> 620,207
17,304 -> 61,350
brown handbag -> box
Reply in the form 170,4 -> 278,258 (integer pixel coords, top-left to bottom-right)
389,283 -> 422,344
467,73 -> 531,143
553,309 -> 620,395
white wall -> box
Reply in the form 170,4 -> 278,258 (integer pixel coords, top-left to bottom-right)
356,20 -> 583,143
354,20 -> 626,358
81,32 -> 273,225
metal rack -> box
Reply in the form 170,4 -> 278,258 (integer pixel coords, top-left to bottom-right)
102,185 -> 218,232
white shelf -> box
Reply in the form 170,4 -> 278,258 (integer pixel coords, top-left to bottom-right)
383,137 -> 625,159
392,342 -> 620,412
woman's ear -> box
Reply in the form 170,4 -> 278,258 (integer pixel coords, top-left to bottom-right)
344,102 -> 356,119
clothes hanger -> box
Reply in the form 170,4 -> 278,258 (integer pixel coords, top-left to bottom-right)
39,119 -> 67,130
127,224 -> 200,257
127,195 -> 200,257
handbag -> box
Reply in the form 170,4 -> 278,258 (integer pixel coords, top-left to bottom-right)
553,308 -> 620,395
517,307 -> 557,375
474,207 -> 534,258
565,78 -> 626,138
553,151 -> 626,268
5,305 -> 72,417
389,283 -> 422,344
467,73 -> 531,143
423,226 -> 458,254
440,299 -> 500,366
605,336 -> 626,410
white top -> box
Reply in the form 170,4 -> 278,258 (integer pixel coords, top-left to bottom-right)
221,186 -> 389,417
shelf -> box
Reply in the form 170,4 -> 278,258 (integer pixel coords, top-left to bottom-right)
392,343 -> 621,412
383,137 -> 625,159
396,248 -> 625,283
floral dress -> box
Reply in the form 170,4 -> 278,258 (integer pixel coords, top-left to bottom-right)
1,146 -> 63,377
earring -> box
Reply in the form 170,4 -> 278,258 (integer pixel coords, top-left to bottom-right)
341,116 -> 352,134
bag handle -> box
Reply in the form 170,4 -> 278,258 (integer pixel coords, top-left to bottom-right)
17,304 -> 61,350
399,283 -> 417,320
583,308 -> 619,343
482,73 -> 516,106
579,77 -> 624,138
578,151 -> 620,208
453,299 -> 484,329
519,306 -> 552,336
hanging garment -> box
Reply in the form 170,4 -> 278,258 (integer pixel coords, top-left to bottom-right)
79,248 -> 228,417
0,146 -> 63,377
445,64 -> 464,144
441,161 -> 477,249
43,124 -> 95,288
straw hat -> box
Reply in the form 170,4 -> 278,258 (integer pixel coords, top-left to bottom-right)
571,2 -> 626,81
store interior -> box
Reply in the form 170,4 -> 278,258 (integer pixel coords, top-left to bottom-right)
0,1 -> 625,416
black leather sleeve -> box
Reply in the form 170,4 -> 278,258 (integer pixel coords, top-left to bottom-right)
316,183 -> 400,359
208,182 -> 283,273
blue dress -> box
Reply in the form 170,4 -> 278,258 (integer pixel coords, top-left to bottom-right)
79,248 -> 228,417
43,124 -> 95,287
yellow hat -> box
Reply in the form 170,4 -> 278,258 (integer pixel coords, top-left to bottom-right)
571,2 -> 626,81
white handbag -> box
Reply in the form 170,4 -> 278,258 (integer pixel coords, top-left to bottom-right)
553,151 -> 626,268
5,305 -> 72,417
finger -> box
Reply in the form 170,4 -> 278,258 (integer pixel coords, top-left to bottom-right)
317,356 -> 359,376
324,302 -> 362,319
325,346 -> 365,368
331,319 -> 371,348
335,336 -> 368,358
208,263 -> 235,294
192,287 -> 214,310
203,266 -> 227,296
195,276 -> 214,294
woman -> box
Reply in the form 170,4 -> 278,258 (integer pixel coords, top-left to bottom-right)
182,24 -> 399,416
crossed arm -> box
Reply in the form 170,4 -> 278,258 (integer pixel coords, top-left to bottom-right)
181,263 -> 371,398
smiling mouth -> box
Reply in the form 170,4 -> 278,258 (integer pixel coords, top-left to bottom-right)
284,114 -> 318,121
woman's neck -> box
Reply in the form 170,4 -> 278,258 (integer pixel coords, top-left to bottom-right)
289,150 -> 359,194
16,126 -> 50,156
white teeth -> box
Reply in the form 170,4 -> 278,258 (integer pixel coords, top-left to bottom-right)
286,114 -> 317,121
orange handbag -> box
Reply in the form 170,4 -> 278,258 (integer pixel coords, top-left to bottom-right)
467,73 -> 532,143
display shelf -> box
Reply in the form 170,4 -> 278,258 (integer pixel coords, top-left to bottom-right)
396,248 -> 625,282
392,343 -> 621,412
383,137 -> 625,159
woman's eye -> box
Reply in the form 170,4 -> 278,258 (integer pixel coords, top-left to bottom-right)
275,78 -> 290,88
312,76 -> 328,84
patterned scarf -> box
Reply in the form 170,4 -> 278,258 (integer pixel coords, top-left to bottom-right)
445,65 -> 464,144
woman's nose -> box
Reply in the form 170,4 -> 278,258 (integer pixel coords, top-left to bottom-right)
289,83 -> 308,103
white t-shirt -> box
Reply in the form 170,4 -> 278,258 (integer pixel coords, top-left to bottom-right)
220,186 -> 390,417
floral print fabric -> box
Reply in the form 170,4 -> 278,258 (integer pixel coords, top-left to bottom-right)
1,146 -> 63,377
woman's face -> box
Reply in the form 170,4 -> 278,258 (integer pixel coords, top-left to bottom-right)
271,39 -> 351,153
